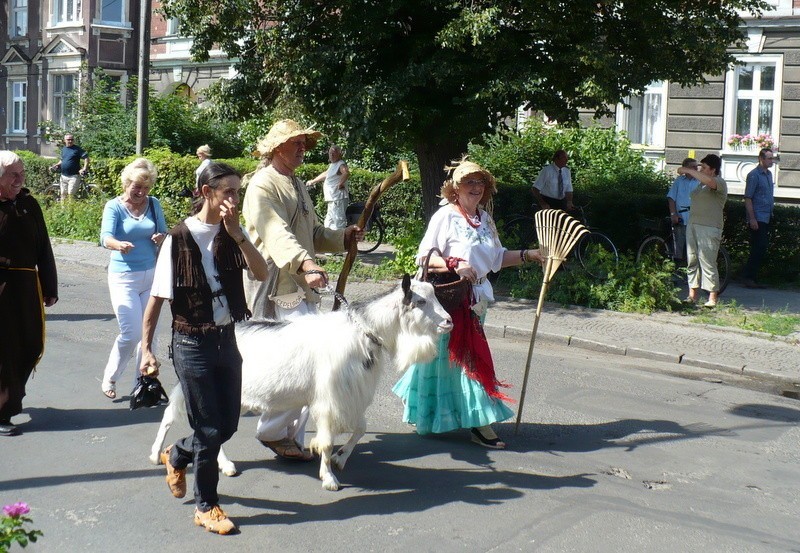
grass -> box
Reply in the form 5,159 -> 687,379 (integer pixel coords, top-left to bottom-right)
689,300 -> 800,337
317,253 -> 399,282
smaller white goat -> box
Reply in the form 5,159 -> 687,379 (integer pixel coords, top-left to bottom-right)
150,275 -> 452,490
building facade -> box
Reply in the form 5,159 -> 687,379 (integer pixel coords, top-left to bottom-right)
606,0 -> 800,201
1,0 -> 234,156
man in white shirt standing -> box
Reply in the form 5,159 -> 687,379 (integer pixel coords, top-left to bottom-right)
307,145 -> 350,229
531,149 -> 573,211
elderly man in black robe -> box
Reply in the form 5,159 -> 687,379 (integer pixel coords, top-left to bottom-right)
0,151 -> 58,437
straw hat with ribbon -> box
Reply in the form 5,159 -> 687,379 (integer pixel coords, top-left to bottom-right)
439,159 -> 497,206
255,119 -> 323,159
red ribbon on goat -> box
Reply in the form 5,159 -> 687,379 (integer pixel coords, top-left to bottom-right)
447,296 -> 513,402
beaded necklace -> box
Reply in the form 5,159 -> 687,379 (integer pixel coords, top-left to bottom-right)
455,200 -> 481,229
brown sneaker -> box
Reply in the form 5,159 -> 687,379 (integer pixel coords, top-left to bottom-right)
194,506 -> 237,535
160,446 -> 186,498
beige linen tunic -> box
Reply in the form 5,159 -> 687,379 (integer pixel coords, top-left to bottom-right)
242,165 -> 344,308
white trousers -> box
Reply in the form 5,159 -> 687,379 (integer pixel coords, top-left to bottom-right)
324,198 -> 348,230
686,223 -> 722,292
254,301 -> 316,444
102,268 -> 155,388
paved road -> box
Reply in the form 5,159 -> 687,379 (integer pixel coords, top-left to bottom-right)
1,250 -> 800,551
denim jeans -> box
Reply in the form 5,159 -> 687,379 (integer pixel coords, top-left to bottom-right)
168,324 -> 242,512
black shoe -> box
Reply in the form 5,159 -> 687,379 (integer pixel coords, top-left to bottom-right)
0,419 -> 21,437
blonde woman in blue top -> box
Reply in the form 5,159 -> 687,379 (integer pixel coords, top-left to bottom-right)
99,158 -> 168,399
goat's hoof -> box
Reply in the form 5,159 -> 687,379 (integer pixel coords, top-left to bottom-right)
221,464 -> 238,477
321,476 -> 340,491
332,455 -> 346,471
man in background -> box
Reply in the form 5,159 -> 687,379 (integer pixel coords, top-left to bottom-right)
741,148 -> 776,289
531,149 -> 573,211
51,133 -> 89,201
667,158 -> 700,260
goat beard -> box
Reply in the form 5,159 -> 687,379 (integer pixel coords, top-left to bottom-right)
395,330 -> 440,369
448,299 -> 513,402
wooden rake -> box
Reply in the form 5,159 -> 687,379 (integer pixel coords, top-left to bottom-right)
514,209 -> 589,435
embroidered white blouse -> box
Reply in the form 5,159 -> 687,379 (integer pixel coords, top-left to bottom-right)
416,204 -> 506,302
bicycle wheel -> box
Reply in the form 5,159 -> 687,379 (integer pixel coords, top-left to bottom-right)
357,216 -> 385,254
576,231 -> 618,280
500,216 -> 537,250
44,183 -> 61,200
717,245 -> 730,295
82,183 -> 99,198
636,236 -> 669,264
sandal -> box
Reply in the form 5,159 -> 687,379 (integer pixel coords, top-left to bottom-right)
470,426 -> 506,450
259,437 -> 314,461
101,381 -> 116,400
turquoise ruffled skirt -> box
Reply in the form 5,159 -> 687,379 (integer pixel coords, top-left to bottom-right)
392,332 -> 514,435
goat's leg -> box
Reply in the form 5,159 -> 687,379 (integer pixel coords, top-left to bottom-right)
332,416 -> 366,471
149,393 -> 179,464
217,447 -> 237,476
310,422 -> 340,491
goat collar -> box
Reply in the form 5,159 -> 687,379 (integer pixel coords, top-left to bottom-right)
346,310 -> 382,348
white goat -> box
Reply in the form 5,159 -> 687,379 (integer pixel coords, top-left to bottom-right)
150,275 -> 452,490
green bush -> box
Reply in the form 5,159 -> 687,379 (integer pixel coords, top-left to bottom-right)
469,122 -> 672,253
41,195 -> 106,242
299,164 -> 423,243
17,151 -> 55,195
497,252 -> 681,313
722,200 -> 800,286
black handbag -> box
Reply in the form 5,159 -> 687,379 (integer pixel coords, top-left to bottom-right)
130,376 -> 169,410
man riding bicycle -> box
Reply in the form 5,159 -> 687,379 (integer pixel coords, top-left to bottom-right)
50,133 -> 89,202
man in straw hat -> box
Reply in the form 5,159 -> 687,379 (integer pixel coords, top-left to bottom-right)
242,119 -> 363,461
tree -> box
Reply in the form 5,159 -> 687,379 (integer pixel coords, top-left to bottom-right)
40,69 -> 245,158
164,0 -> 770,218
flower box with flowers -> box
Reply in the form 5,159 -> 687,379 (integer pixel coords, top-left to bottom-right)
726,133 -> 777,152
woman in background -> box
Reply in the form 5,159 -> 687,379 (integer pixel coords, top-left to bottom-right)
676,154 -> 727,308
393,159 -> 542,449
99,158 -> 167,399
195,145 -> 213,187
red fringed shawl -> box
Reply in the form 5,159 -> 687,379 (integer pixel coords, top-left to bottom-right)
447,295 -> 513,402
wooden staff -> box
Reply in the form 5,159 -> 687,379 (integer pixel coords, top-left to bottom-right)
515,209 -> 588,434
333,160 -> 410,311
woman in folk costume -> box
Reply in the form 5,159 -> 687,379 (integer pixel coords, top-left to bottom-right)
393,159 -> 543,449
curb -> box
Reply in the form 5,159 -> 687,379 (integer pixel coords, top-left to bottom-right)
489,322 -> 800,390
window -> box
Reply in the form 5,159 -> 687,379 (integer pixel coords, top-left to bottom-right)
618,81 -> 667,147
167,17 -> 180,36
166,18 -> 192,54
734,63 -> 776,136
10,0 -> 28,37
52,74 -> 76,128
54,0 -> 82,24
724,55 -> 783,150
11,81 -> 27,133
99,0 -> 123,23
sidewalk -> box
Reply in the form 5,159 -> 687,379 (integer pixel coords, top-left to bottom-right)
52,238 -> 800,391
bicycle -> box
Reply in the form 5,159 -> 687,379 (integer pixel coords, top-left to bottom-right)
45,169 -> 99,200
345,201 -> 386,254
498,203 -> 619,280
636,215 -> 730,294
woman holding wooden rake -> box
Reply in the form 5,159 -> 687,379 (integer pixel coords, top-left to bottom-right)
393,159 -> 543,449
